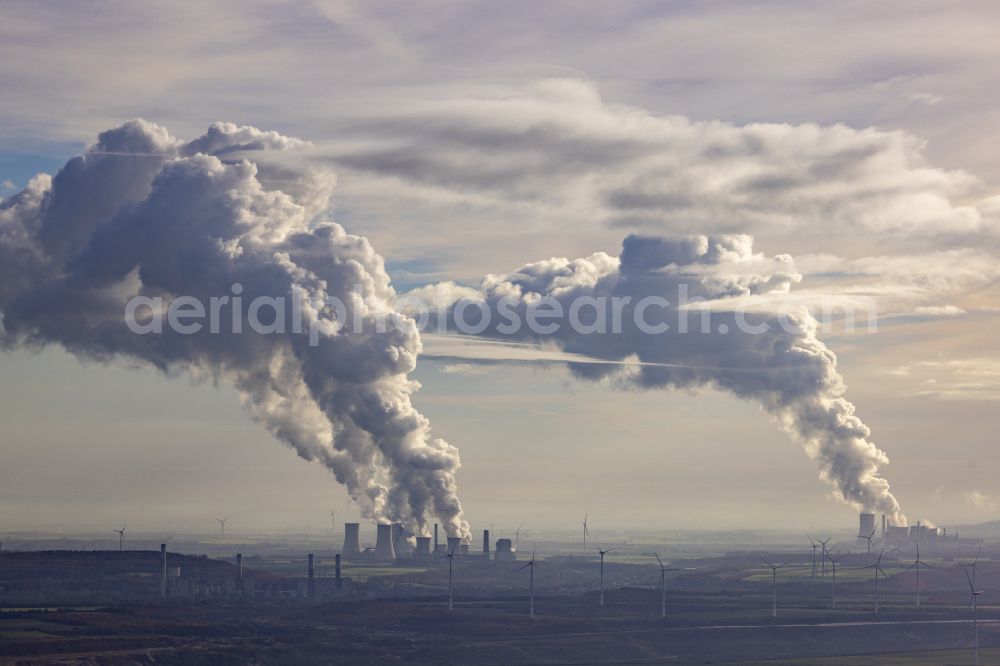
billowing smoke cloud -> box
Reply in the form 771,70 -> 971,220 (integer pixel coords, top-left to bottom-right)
410,234 -> 907,525
0,119 -> 470,539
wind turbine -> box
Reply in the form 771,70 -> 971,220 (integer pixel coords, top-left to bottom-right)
215,516 -> 229,539
114,525 -> 126,552
818,538 -> 831,576
808,537 -> 818,578
867,548 -> 887,613
965,567 -> 982,666
906,543 -> 932,606
329,509 -> 337,536
967,547 -> 982,589
582,514 -> 589,551
826,549 -> 847,609
654,554 -> 681,619
860,526 -> 877,567
761,558 -> 790,618
598,546 -> 615,607
515,549 -> 537,618
446,541 -> 458,611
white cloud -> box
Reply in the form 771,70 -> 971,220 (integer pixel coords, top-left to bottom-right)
965,490 -> 997,512
913,305 -> 966,316
893,358 -> 1000,400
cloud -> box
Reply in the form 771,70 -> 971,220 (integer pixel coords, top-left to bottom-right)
913,305 -> 966,316
965,490 -> 997,512
892,358 -> 1000,401
0,119 -> 470,539
319,79 -> 993,246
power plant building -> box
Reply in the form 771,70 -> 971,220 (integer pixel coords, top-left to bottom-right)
342,523 -> 362,557
494,538 -> 516,561
858,512 -> 876,538
374,523 -> 397,560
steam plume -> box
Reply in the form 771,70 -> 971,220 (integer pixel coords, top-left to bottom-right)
0,119 -> 469,538
411,234 -> 907,525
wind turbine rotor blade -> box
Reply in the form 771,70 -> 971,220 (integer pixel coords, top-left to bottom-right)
655,553 -> 664,568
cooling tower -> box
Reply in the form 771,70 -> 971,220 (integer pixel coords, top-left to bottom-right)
342,522 -> 361,557
446,536 -> 461,555
374,523 -> 397,560
859,512 -> 876,538
415,536 -> 432,559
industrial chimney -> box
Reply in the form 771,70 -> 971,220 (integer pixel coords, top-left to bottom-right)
482,529 -> 490,560
374,523 -> 397,560
342,523 -> 361,557
307,554 -> 316,598
236,553 -> 244,596
160,544 -> 167,597
335,553 -> 342,589
434,523 -> 439,556
881,514 -> 887,538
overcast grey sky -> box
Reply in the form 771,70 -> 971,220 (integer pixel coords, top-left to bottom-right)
1,1 -> 998,535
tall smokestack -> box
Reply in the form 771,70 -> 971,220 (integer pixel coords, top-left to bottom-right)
236,553 -> 244,596
160,544 -> 167,597
307,553 -> 316,598
434,523 -> 439,555
374,524 -> 397,560
342,523 -> 361,557
335,553 -> 342,589
881,514 -> 887,538
483,529 -> 490,560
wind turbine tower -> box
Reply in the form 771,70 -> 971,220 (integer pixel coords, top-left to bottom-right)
515,550 -> 537,618
907,544 -> 932,606
114,525 -> 126,552
215,516 -> 229,539
598,546 -> 615,606
655,554 -> 681,619
965,568 -> 982,666
446,541 -> 458,611
867,548 -> 887,613
762,558 -> 789,618
826,549 -> 847,609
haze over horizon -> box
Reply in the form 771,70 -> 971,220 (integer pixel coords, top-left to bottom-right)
2,1 -> 999,536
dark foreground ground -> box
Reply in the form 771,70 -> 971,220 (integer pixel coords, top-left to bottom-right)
2,596 -> 1000,665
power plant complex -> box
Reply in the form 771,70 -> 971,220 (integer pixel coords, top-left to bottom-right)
342,522 -> 515,562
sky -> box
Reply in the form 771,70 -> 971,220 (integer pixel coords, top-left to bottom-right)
0,0 -> 999,535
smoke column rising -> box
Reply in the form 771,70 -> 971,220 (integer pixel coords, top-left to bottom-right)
0,120 -> 470,539
410,234 -> 907,525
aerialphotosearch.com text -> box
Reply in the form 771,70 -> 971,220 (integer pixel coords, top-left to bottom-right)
124,283 -> 877,345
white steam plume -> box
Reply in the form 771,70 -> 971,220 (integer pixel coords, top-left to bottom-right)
409,234 -> 907,525
0,119 -> 469,539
